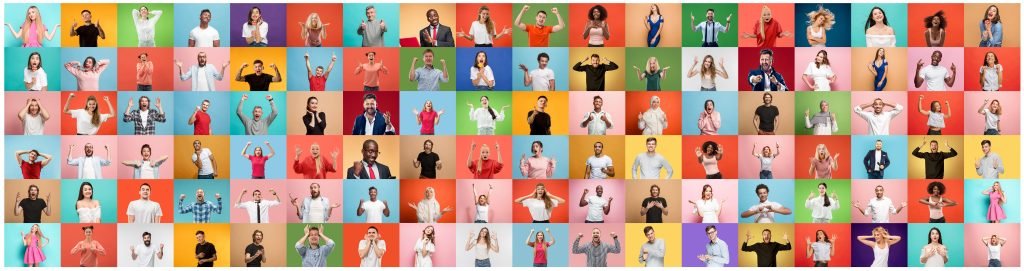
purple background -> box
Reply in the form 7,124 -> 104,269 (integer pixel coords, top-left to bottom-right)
851,223 -> 908,267
681,223 -> 739,267
230,3 -> 287,47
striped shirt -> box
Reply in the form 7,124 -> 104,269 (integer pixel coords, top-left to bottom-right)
178,199 -> 223,223
572,237 -> 621,267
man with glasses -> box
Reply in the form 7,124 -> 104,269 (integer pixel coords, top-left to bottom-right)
698,225 -> 730,267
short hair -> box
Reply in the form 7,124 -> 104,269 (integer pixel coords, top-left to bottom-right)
368,186 -> 378,192
707,9 -> 716,13
537,95 -> 548,101
756,184 -> 770,194
253,59 -> 264,66
927,181 -> 946,195
643,226 -> 655,235
759,49 -> 774,57
363,93 -> 377,101
422,49 -> 434,55
930,140 -> 939,145
143,232 -> 151,238
705,225 -> 717,233
140,183 -> 152,189
538,10 -> 547,16
367,226 -> 379,233
593,95 -> 603,101
82,225 -> 94,231
425,9 -> 437,17
590,54 -> 600,59
537,52 -> 549,61
365,5 -> 375,12
200,9 -> 211,16
763,229 -> 772,234
82,10 -> 92,14
646,137 -> 657,144
195,230 -> 206,236
252,190 -> 261,196
981,140 -> 992,147
362,139 -> 378,150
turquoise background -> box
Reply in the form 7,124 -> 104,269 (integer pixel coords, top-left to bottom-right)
738,179 -> 795,223
342,3 -> 401,47
5,136 -> 61,179
228,92 -> 287,135
964,180 -> 1020,223
512,223 -> 570,267
906,223 -> 964,267
3,3 -> 62,47
681,91 -> 738,135
59,47 -> 118,91
850,3 -> 908,47
172,92 -> 231,135
511,47 -> 570,91
850,135 -> 909,179
286,47 -> 345,91
4,223 -> 61,267
228,135 -> 287,179
4,47 -> 62,91
59,179 -> 118,223
511,136 -> 569,179
172,4 -> 231,47
342,179 -> 400,223
399,91 -> 458,135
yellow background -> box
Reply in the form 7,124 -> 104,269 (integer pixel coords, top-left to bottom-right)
907,135 -> 964,180
962,135 -> 1019,179
61,3 -> 119,47
624,135 -> 682,179
173,136 -> 232,179
624,223 -> 682,267
569,135 -> 626,179
174,223 -> 231,267
398,4 -> 458,40
512,92 -> 569,135
737,223 -> 795,267
568,47 -> 626,91
341,135 -> 401,179
229,48 -> 289,91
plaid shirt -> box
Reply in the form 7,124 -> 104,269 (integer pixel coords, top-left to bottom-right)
178,199 -> 223,223
123,109 -> 166,135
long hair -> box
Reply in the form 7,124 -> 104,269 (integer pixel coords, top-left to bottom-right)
22,6 -> 46,45
477,227 -> 492,249
305,13 -> 323,29
925,10 -> 947,29
873,48 -> 887,63
927,227 -> 943,244
983,5 -> 1001,24
27,52 -> 42,71
252,229 -> 263,243
481,96 -> 497,120
816,229 -> 832,243
646,57 -> 660,73
700,55 -> 717,81
818,182 -> 832,207
983,51 -> 1000,67
806,5 -> 836,30
648,4 -> 661,17
701,184 -> 713,200
423,226 -> 435,245
474,51 -> 489,69
247,6 -> 262,25
86,95 -> 100,126
989,100 -> 1002,115
864,7 -> 890,31
478,6 -> 495,35
534,183 -> 553,210
76,182 -> 93,210
815,50 -> 831,68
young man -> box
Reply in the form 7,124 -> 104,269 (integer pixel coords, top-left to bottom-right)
580,96 -> 614,135
419,9 -> 454,47
296,225 -> 335,267
235,60 -> 282,91
914,50 -> 957,91
519,53 -> 556,91
641,185 -> 668,223
130,232 -> 164,267
177,189 -> 223,223
236,94 -> 278,135
305,52 -> 336,91
691,9 -> 732,47
244,230 -> 265,267
235,189 -> 281,223
753,93 -> 780,134
358,226 -> 387,267
188,100 -> 212,135
67,143 -> 112,179
127,183 -> 163,223
289,183 -> 341,223
356,187 -> 391,223
293,143 -> 339,179
408,49 -> 449,91
14,185 -> 51,223
572,54 -> 619,91
699,225 -> 730,267
638,226 -> 665,267
740,184 -> 792,223
585,142 -> 615,179
351,94 -> 395,135
188,9 -> 220,47
571,228 -> 621,267
347,139 -> 395,179
71,10 -> 106,47
975,139 -> 1005,179
14,150 -> 53,179
748,49 -> 788,91
854,98 -> 904,135
863,140 -> 891,179
632,137 -> 673,179
191,140 -> 218,179
514,5 -> 565,47
122,96 -> 166,135
357,5 -> 387,47
911,140 -> 958,179
854,185 -> 906,223
414,140 -> 442,179
741,229 -> 792,267
193,231 -> 217,267
354,52 -> 389,91
176,52 -> 228,91
578,185 -> 612,223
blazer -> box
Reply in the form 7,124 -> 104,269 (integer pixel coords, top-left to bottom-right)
346,162 -> 395,179
862,150 -> 891,173
419,24 -> 454,47
351,112 -> 396,135
747,68 -> 788,91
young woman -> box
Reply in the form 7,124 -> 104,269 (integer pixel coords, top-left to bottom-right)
698,100 -> 721,135
303,97 -> 327,135
121,144 -> 168,179
979,51 -> 1003,91
4,6 -> 60,47
809,144 -> 839,179
805,182 -> 839,223
467,96 -> 508,135
924,11 -> 946,47
69,226 -> 107,267
804,100 -> 838,135
583,5 -> 610,47
644,4 -> 663,47
456,6 -> 511,47
243,6 -> 269,46
977,99 -> 1002,135
64,56 -> 110,91
75,182 -> 101,223
131,6 -> 163,47
857,226 -> 902,267
753,143 -> 781,179
802,50 -> 836,91
63,94 -> 113,135
470,51 -> 495,90
864,6 -> 896,47
688,184 -> 724,223
471,183 -> 492,223
633,57 -> 669,91
868,48 -> 889,91
519,141 -> 556,179
805,5 -> 835,47
984,181 -> 1006,223
806,230 -> 836,267
18,98 -> 49,135
465,227 -> 500,267
979,5 -> 1002,47
414,226 -> 436,267
407,187 -> 453,223
918,181 -> 958,223
23,52 -> 47,91
466,141 -> 504,179
525,228 -> 555,267
920,227 -> 948,267
638,96 -> 667,135
695,141 -> 724,179
297,13 -> 328,47
21,224 -> 50,267
917,95 -> 951,135
687,55 -> 728,91
514,183 -> 565,223
240,141 -> 275,179
412,100 -> 443,135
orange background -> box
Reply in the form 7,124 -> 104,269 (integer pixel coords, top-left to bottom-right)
793,223 -> 852,267
116,179 -> 174,223
907,91 -> 964,135
454,135 -> 514,179
624,92 -> 681,135
285,92 -> 345,135
60,3 -> 119,47
964,3 -> 1020,47
568,3 -> 626,47
341,135 -> 401,179
737,3 -> 795,47
60,92 -> 118,135
286,4 -> 344,47
907,179 -> 965,223
4,180 -> 61,223
511,179 -> 569,223
173,223 -> 231,267
172,136 -> 231,179
229,47 -> 289,91
907,3 -> 965,47
398,4 -> 458,41
61,223 -> 118,267
117,48 -> 174,91
398,136 -> 457,179
624,3 -> 682,47
793,135 -> 851,179
342,48 -> 400,91
341,223 -> 400,267
454,4 -> 513,47
568,135 -> 626,179
851,47 -> 909,91
284,135 -> 345,179
964,47 -> 1020,91
680,135 -> 738,179
398,179 -> 457,223
511,92 -> 569,135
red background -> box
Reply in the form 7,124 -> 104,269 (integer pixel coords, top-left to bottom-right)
284,135 -> 345,179
793,135 -> 851,179
680,135 -> 739,179
907,179 -> 964,223
341,223 -> 400,267
454,135 -> 514,179
568,3 -> 626,47
117,179 -> 175,223
964,47 -> 1020,91
342,48 -> 400,91
793,223 -> 852,267
286,4 -> 345,47
398,179 -> 457,223
60,92 -> 119,135
907,91 -> 964,135
454,4 -> 513,47
511,179 -> 569,223
624,91 -> 681,135
738,47 -> 795,91
737,3 -> 795,47
117,48 -> 174,91
342,91 -> 401,135
907,3 -> 965,47
61,223 -> 118,267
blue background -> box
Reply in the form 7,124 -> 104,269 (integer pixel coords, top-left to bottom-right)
342,179 -> 400,223
511,47 -> 569,91
850,135 -> 909,179
4,47 -> 63,91
285,47 -> 344,91
399,91 -> 457,135
172,180 -> 230,223
228,92 -> 287,135
512,136 -> 569,179
906,223 -> 964,267
3,3 -> 62,47
681,223 -> 740,267
964,180 -> 1020,223
850,3 -> 908,47
794,3 -> 852,47
59,48 -> 118,91
116,92 -> 175,135
456,47 -> 513,91
681,92 -> 739,135
738,179 -> 795,223
5,135 -> 62,179
59,179 -> 118,223
172,92 -> 230,135
4,223 -> 61,267
512,223 -> 569,267
172,4 -> 231,47
228,135 -> 287,179
342,3 -> 400,47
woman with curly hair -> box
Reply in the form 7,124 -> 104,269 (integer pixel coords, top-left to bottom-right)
918,181 -> 957,223
583,5 -> 610,47
924,11 -> 947,47
695,141 -> 723,179
805,5 -> 835,47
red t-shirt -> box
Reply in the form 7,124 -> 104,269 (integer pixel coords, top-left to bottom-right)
21,161 -> 42,179
469,159 -> 503,179
527,25 -> 553,47
753,18 -> 783,47
419,110 -> 437,135
309,75 -> 326,91
249,156 -> 269,178
193,111 -> 211,135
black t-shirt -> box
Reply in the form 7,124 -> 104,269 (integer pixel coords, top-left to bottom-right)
303,112 -> 327,135
243,73 -> 274,91
75,24 -> 100,47
528,111 -> 551,135
641,197 -> 667,223
195,242 -> 217,267
755,105 -> 780,132
19,198 -> 47,223
245,243 -> 263,267
417,152 -> 440,178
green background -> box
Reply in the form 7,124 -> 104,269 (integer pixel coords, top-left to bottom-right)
117,3 -> 175,47
680,3 -> 739,47
793,179 -> 852,223
455,92 -> 513,135
399,48 -> 457,91
4,47 -> 62,91
286,223 -> 344,267
624,47 -> 682,91
794,92 -> 851,135
511,3 -> 570,47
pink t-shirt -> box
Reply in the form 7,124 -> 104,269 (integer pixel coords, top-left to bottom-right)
137,62 -> 153,85
249,155 -> 269,178
419,110 -> 437,135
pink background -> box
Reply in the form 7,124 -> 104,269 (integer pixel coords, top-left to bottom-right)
60,135 -> 119,179
454,179 -> 513,223
679,180 -> 739,223
568,92 -> 626,135
964,223 -> 1020,267
567,179 -> 626,223
906,47 -> 966,91
172,47 -> 232,91
793,47 -> 852,91
399,223 -> 456,267
850,179 -> 908,223
116,135 -> 175,179
737,135 -> 795,179
228,180 -> 289,223
964,92 -> 1020,134
850,92 -> 910,135
284,179 -> 344,223
568,223 -> 625,267
5,92 -> 61,135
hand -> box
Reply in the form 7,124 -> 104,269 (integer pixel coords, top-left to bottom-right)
102,96 -> 110,102
583,188 -> 590,195
690,13 -> 695,21
304,52 -> 309,59
745,230 -> 751,241
128,98 -> 135,109
412,57 -> 419,64
214,193 -> 221,200
380,20 -> 386,29
518,64 -> 528,72
241,63 -> 249,69
782,233 -> 789,242
522,5 -> 530,12
439,59 -> 446,66
520,153 -> 526,161
638,112 -> 643,120
266,95 -> 273,101
269,63 -> 277,69
551,7 -> 559,14
360,20 -> 367,30
804,108 -> 810,118
917,59 -> 925,69
331,53 -> 337,62
352,161 -> 363,176
179,194 -> 186,201
72,19 -> 78,30
577,233 -> 584,239
950,63 -> 956,72
175,60 -> 183,67
241,94 -> 249,101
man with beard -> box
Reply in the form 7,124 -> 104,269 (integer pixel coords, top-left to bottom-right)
178,188 -> 222,223
854,185 -> 907,223
244,230 -> 266,267
863,140 -> 891,179
572,228 -> 621,267
351,93 -> 395,135
290,183 -> 341,223
741,229 -> 792,267
122,96 -> 166,135
188,100 -> 213,135
580,96 -> 613,135
71,9 -> 106,47
911,140 -> 958,179
741,184 -> 792,223
641,185 -> 668,223
348,139 -> 395,179
747,48 -> 788,91
14,184 -> 51,223
753,92 -> 780,135
15,149 -> 53,179
914,50 -> 957,91
194,230 -> 217,267
419,9 -> 454,47
235,189 -> 281,223
691,8 -> 732,47
296,225 -> 335,267
305,52 -> 336,91
579,185 -> 612,223
191,140 -> 218,179
235,59 -> 282,91
354,52 -> 389,91
572,54 -> 619,91
130,232 -> 164,267
188,9 -> 221,47
235,94 -> 278,135
127,183 -> 163,223
514,5 -> 565,47
357,186 -> 391,223
176,52 -> 228,91
414,139 -> 442,179
519,53 -> 556,91
408,49 -> 449,91
293,143 -> 339,179
358,226 -> 387,267
67,143 -> 111,179
585,141 -> 614,179
855,98 -> 904,136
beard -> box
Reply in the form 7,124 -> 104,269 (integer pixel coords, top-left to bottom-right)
144,240 -> 151,246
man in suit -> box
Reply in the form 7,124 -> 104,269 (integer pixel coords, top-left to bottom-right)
347,139 -> 395,179
351,93 -> 395,135
747,49 -> 788,91
419,9 -> 454,47
863,140 -> 891,179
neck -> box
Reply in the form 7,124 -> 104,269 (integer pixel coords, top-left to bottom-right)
199,22 -> 208,28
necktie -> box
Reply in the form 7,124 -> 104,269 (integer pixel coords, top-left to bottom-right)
368,164 -> 376,179
432,26 -> 437,43
255,201 -> 261,223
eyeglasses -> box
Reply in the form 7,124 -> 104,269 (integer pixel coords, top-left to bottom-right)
706,230 -> 717,235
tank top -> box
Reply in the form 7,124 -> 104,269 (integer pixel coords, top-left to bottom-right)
588,27 -> 605,45
533,242 -> 548,264
871,243 -> 890,267
702,155 -> 720,175
928,196 -> 944,219
306,27 -> 323,47
927,112 -> 946,128
475,205 -> 489,222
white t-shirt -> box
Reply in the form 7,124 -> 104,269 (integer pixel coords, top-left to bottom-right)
987,244 -> 1002,260
70,109 -> 111,135
865,196 -> 896,223
522,198 -> 557,221
586,155 -> 614,179
919,65 -> 950,91
470,66 -> 495,87
585,195 -> 608,222
194,66 -> 210,91
306,198 -> 326,223
139,161 -> 157,179
468,21 -> 493,45
747,200 -> 784,223
81,156 -> 98,179
580,111 -> 613,135
241,21 -> 269,44
22,114 -> 45,135
983,108 -> 1000,130
127,199 -> 163,223
529,68 -> 555,91
695,199 -> 720,223
803,63 -> 834,91
133,244 -> 158,267
358,239 -> 386,267
191,148 -> 214,175
189,25 -> 220,47
24,67 -> 48,91
361,200 -> 387,223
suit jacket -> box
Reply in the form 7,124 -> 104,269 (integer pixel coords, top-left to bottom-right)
863,150 -> 891,173
346,162 -> 395,179
747,68 -> 788,91
419,24 -> 454,47
351,112 -> 396,135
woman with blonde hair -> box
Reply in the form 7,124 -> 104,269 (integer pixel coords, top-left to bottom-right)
687,55 -> 728,91
514,183 -> 565,223
4,5 -> 60,47
857,226 -> 902,267
412,100 -> 443,135
21,224 -> 50,267
457,6 -> 512,47
414,225 -> 436,267
984,181 -> 1006,223
809,144 -> 839,179
633,57 -> 670,91
805,5 -> 835,47
298,13 -> 329,47
525,228 -> 555,267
